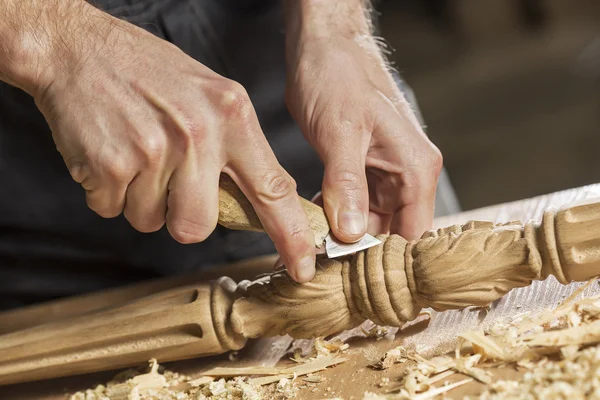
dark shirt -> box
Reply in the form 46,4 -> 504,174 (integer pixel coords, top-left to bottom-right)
0,0 -> 324,309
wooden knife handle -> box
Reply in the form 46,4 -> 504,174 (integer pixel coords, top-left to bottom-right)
218,173 -> 330,248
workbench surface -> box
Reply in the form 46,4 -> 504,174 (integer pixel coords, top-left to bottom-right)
2,184 -> 600,399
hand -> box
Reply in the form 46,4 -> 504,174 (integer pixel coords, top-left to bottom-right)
3,0 -> 316,282
284,1 -> 443,241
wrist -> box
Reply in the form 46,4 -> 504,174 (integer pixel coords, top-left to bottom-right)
0,0 -> 95,96
284,0 -> 372,42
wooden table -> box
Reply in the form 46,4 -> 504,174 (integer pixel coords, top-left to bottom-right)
2,184 -> 600,399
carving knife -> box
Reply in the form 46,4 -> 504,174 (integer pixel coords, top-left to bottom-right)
218,173 -> 381,258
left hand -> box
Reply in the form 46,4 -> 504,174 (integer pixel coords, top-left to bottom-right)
284,5 -> 443,242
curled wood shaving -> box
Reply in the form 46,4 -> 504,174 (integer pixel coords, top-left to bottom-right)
453,354 -> 492,384
455,280 -> 600,398
274,374 -> 297,399
361,325 -> 390,340
366,280 -> 600,399
470,345 -> 600,399
370,346 -> 409,370
290,337 -> 349,363
458,295 -> 600,363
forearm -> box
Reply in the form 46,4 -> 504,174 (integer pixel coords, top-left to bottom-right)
0,0 -> 95,95
283,0 -> 372,38
283,0 -> 384,64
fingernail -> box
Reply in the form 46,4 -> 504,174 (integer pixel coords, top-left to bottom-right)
295,256 -> 315,282
338,210 -> 365,236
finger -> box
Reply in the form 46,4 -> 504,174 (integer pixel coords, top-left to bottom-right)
222,81 -> 314,282
61,149 -> 126,218
391,203 -> 434,241
166,154 -> 221,244
123,169 -> 168,233
319,129 -> 370,243
85,185 -> 127,218
83,160 -> 133,218
390,175 -> 438,240
228,164 -> 316,283
224,134 -> 315,282
367,212 -> 392,236
374,104 -> 442,240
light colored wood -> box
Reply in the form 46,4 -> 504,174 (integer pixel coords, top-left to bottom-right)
230,198 -> 600,339
0,254 -> 278,335
2,193 -> 600,386
3,184 -> 600,399
218,173 -> 330,248
0,278 -> 246,386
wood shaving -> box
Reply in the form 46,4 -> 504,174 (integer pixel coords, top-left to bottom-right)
362,378 -> 472,400
453,354 -> 493,384
378,377 -> 390,387
290,337 -> 349,363
228,351 -> 239,361
302,375 -> 325,383
275,374 -> 297,399
361,325 -> 390,340
71,280 -> 600,399
459,287 -> 600,399
363,281 -> 600,399
198,378 -> 262,400
248,355 -> 347,386
67,354 -> 343,400
469,345 -> 600,399
69,359 -> 195,400
370,346 -> 409,370
199,366 -> 282,377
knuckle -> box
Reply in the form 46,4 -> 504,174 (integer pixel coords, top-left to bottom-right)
101,158 -> 133,182
220,81 -> 252,119
285,225 -> 311,247
400,169 -> 422,191
138,134 -> 166,166
328,168 -> 364,193
168,217 -> 215,244
273,222 -> 313,256
255,172 -> 297,204
181,117 -> 207,148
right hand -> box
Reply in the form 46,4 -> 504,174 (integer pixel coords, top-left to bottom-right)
26,1 -> 317,282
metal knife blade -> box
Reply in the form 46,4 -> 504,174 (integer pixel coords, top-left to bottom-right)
323,232 -> 382,258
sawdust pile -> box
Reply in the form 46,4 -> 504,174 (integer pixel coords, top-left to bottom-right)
68,359 -> 263,400
69,281 -> 600,399
363,280 -> 600,399
68,337 -> 348,400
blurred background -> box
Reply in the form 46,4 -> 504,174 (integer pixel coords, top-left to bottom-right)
378,0 -> 600,211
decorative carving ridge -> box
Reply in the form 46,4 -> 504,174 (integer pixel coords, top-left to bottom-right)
4,199 -> 600,385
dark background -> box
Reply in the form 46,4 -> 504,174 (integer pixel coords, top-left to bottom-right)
379,0 -> 600,211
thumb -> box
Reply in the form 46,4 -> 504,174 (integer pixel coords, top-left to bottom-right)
321,152 -> 369,243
